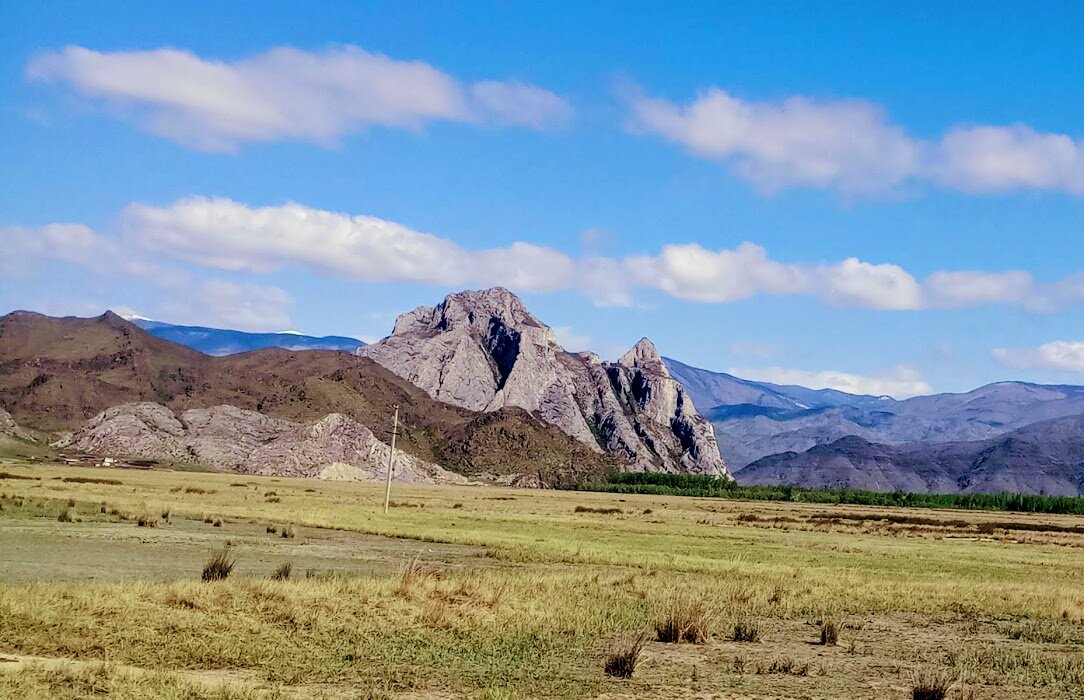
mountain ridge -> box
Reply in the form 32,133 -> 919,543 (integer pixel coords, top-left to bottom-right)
0,309 -> 615,484
357,287 -> 728,477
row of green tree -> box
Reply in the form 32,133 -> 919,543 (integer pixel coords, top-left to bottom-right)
564,472 -> 1084,515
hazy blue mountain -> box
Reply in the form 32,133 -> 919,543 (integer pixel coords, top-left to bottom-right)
128,318 -> 365,356
737,414 -> 1084,496
665,359 -> 1084,470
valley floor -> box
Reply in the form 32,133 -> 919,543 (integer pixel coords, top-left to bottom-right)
0,458 -> 1082,699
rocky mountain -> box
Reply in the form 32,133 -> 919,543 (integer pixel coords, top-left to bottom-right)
738,415 -> 1084,496
0,310 -> 614,484
61,402 -> 464,483
357,288 -> 727,477
667,361 -> 1084,469
129,318 -> 364,356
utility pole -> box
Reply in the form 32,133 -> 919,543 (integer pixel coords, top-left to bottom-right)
383,405 -> 400,514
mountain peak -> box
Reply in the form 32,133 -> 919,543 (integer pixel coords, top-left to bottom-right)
359,289 -> 727,477
619,337 -> 666,374
389,287 -> 547,339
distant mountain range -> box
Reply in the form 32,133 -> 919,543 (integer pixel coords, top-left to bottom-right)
666,359 -> 1084,464
127,317 -> 364,356
740,414 -> 1084,496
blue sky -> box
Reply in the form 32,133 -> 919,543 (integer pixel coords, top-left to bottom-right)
3,1 -> 1084,396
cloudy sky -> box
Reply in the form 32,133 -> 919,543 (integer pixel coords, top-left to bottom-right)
3,1 -> 1084,397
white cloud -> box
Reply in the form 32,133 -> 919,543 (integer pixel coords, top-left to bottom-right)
471,81 -> 572,128
631,88 -> 921,194
815,258 -> 922,310
9,197 -> 1084,315
923,270 -> 1037,308
626,242 -> 807,303
730,364 -> 933,398
935,125 -> 1084,195
631,88 -> 1084,196
121,197 -> 578,291
992,341 -> 1084,374
27,45 -> 570,151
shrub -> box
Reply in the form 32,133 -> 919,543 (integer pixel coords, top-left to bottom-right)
912,669 -> 955,700
574,505 -> 623,515
201,548 -> 236,582
604,633 -> 647,678
136,513 -> 157,528
732,619 -> 761,643
161,508 -> 171,521
270,562 -> 292,581
397,555 -> 436,596
266,524 -> 278,534
57,507 -> 72,522
757,656 -> 812,676
212,519 -> 223,528
655,595 -> 713,644
281,526 -> 295,538
819,618 -> 841,646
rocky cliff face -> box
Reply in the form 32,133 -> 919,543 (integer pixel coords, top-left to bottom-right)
358,288 -> 727,477
60,402 -> 467,484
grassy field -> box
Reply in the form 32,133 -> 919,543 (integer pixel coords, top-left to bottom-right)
1,457 -> 1083,699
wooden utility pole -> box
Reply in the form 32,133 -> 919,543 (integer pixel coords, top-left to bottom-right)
383,405 -> 400,514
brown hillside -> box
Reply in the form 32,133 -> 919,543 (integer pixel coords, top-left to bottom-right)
0,311 -> 614,483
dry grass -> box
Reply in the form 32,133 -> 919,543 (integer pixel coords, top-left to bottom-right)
731,618 -> 761,642
200,548 -> 236,582
3,461 -> 1084,698
604,632 -> 647,678
573,505 -> 622,515
911,668 -> 955,699
270,562 -> 292,581
655,594 -> 713,644
819,617 -> 841,646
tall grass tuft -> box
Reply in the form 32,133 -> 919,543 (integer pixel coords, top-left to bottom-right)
271,562 -> 292,581
732,618 -> 761,643
819,617 -> 841,646
911,669 -> 955,700
655,595 -> 713,644
604,632 -> 647,678
201,548 -> 236,582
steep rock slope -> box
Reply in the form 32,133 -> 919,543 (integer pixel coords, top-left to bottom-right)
737,415 -> 1084,496
0,310 -> 614,483
357,288 -> 727,476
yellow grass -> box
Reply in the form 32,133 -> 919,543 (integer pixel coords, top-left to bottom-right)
1,459 -> 1083,698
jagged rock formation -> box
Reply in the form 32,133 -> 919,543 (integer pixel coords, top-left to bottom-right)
358,288 -> 727,476
60,402 -> 466,484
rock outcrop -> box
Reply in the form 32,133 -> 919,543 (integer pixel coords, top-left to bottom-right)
0,407 -> 35,443
358,288 -> 728,477
60,402 -> 467,484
